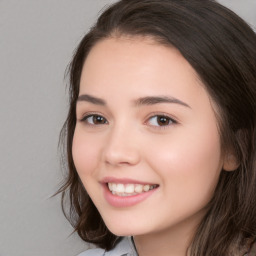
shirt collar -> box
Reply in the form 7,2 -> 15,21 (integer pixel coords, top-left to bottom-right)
104,237 -> 138,256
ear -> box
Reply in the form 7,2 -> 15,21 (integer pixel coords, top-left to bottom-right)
223,153 -> 239,171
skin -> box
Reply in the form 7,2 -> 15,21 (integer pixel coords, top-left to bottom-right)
72,36 -> 235,256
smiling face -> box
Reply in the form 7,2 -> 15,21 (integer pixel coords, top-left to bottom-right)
72,36 -> 226,238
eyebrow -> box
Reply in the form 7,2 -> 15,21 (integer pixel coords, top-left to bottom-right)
77,94 -> 106,105
133,96 -> 191,108
77,94 -> 190,108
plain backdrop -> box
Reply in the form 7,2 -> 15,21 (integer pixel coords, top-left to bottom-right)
0,1 -> 255,256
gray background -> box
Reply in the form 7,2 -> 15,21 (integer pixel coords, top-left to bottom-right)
0,1 -> 255,256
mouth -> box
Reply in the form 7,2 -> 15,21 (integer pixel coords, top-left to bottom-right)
102,178 -> 159,207
107,183 -> 159,197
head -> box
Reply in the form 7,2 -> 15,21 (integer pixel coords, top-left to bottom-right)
59,0 -> 256,255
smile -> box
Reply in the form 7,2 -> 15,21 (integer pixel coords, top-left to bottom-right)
108,183 -> 158,196
102,177 -> 159,207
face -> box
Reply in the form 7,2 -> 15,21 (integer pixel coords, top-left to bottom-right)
72,37 -> 226,237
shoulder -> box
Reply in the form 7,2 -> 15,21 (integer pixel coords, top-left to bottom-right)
77,237 -> 137,256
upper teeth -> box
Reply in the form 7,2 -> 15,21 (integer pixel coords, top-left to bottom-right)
108,183 -> 157,195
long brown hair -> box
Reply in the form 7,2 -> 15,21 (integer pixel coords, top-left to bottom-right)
58,0 -> 256,254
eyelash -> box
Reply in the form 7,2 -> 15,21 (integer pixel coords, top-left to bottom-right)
80,113 -> 108,126
79,113 -> 177,129
146,114 -> 177,129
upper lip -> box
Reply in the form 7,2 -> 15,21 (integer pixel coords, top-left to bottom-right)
101,177 -> 158,185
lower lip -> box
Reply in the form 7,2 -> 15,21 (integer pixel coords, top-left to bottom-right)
103,184 -> 158,207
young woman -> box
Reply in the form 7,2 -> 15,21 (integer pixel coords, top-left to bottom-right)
58,0 -> 256,255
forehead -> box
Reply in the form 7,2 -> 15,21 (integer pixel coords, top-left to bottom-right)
80,36 -> 203,96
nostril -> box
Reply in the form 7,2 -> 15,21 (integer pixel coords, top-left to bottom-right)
104,148 -> 140,166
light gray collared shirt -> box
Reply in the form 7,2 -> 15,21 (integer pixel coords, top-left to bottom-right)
78,237 -> 138,256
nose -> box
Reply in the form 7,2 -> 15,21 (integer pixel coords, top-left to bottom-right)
103,124 -> 141,167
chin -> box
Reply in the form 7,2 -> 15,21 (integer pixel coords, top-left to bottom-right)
99,209 -> 156,236
106,224 -> 137,236
104,220 -> 151,237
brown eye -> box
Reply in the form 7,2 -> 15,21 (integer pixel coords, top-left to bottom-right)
148,115 -> 175,127
82,115 -> 108,125
93,115 -> 106,124
157,116 -> 170,126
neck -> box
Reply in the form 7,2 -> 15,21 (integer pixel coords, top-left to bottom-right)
133,213 -> 203,256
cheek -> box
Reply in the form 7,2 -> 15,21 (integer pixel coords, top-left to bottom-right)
72,127 -> 102,178
146,126 -> 222,204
